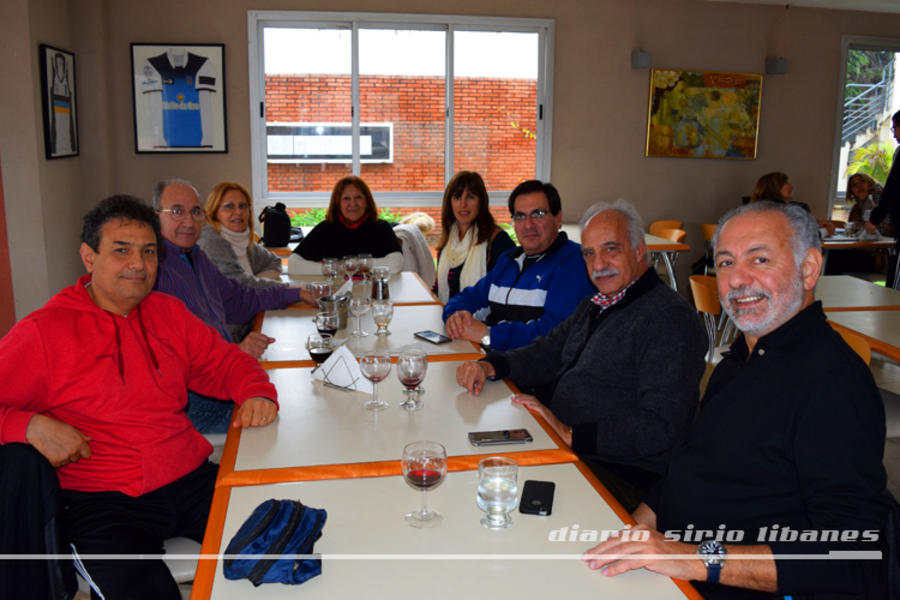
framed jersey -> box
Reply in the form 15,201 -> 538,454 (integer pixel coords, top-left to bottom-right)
131,43 -> 227,153
39,44 -> 79,159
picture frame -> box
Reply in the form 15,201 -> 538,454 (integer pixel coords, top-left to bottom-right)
39,44 -> 79,159
645,69 -> 763,160
130,43 -> 227,153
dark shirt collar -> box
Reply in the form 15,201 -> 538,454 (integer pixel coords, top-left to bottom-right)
590,267 -> 661,316
510,230 -> 569,261
162,238 -> 194,256
726,300 -> 826,362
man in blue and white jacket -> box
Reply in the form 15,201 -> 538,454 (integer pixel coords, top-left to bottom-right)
443,180 -> 594,351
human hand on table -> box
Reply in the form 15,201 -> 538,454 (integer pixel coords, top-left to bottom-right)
511,394 -> 571,446
456,360 -> 495,395
238,332 -> 275,359
232,397 -> 278,428
445,310 -> 487,343
582,524 -> 705,581
864,221 -> 878,235
26,413 -> 92,467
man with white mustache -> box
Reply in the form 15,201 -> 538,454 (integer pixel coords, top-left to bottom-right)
583,201 -> 891,599
456,199 -> 706,509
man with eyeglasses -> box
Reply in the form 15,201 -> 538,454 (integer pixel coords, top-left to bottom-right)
456,200 -> 706,510
442,179 -> 594,352
865,109 -> 900,287
152,179 -> 312,433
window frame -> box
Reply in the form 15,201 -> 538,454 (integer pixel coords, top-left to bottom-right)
248,10 -> 554,209
828,34 -> 900,218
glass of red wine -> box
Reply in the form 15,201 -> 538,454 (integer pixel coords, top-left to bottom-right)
315,311 -> 338,337
306,333 -> 334,370
397,347 -> 427,410
359,352 -> 391,410
401,440 -> 447,528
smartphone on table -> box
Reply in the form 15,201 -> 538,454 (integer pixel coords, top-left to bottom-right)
414,330 -> 452,345
467,428 -> 533,446
519,480 -> 555,516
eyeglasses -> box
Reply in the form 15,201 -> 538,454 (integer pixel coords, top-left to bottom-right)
511,209 -> 550,222
157,206 -> 205,222
221,202 -> 250,212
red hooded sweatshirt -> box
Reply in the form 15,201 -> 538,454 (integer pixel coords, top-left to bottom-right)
0,275 -> 278,496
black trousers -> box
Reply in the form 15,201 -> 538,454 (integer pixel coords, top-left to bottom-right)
62,461 -> 218,600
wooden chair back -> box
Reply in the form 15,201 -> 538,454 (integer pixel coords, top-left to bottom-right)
655,228 -> 687,244
689,275 -> 720,316
830,324 -> 871,365
701,223 -> 717,242
649,220 -> 684,236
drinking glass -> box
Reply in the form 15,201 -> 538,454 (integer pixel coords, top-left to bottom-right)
397,347 -> 427,410
343,255 -> 359,281
360,352 -> 392,411
349,297 -> 370,337
315,311 -> 338,337
306,333 -> 334,368
401,441 -> 447,527
352,277 -> 373,301
372,299 -> 393,336
309,280 -> 334,306
477,456 -> 519,529
357,253 -> 374,277
321,258 -> 341,285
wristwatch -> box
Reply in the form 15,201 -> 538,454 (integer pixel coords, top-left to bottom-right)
480,326 -> 491,348
697,540 -> 726,584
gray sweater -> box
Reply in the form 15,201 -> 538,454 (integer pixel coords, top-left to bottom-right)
486,269 -> 706,477
197,226 -> 286,290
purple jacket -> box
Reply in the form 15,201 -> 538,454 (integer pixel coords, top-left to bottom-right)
154,239 -> 300,342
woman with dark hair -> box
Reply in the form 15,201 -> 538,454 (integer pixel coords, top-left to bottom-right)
434,171 -> 514,302
288,176 -> 402,275
750,172 -> 835,235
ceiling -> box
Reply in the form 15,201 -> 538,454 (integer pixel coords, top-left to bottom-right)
706,0 -> 900,15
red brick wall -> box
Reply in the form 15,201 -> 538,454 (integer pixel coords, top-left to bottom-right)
266,75 -> 536,192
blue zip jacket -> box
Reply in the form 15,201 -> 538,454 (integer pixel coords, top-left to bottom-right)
442,232 -> 595,351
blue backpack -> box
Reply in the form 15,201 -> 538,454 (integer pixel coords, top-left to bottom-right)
223,499 -> 327,586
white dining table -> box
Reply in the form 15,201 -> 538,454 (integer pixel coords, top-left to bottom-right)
199,462 -> 695,599
222,362 -> 564,478
258,304 -> 482,363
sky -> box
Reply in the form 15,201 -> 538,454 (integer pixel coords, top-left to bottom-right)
265,28 -> 538,79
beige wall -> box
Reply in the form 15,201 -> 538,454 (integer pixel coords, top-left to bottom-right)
5,0 -> 900,318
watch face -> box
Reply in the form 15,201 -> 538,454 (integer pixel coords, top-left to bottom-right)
698,540 -> 726,565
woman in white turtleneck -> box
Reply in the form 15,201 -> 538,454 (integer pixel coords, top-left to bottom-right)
197,181 -> 287,290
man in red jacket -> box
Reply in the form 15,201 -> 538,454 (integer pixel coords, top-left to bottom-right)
0,195 -> 278,599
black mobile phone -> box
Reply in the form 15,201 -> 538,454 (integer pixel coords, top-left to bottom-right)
414,330 -> 452,345
519,480 -> 555,516
467,428 -> 533,446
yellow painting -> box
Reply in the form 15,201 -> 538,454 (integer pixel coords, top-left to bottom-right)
646,69 -> 762,159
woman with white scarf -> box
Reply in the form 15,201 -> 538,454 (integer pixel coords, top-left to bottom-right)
435,172 -> 514,303
197,181 -> 287,290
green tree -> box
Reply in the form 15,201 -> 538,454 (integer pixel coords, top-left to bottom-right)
848,141 -> 896,184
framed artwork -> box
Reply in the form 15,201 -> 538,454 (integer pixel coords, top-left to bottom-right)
39,44 -> 79,159
130,43 -> 227,153
645,69 -> 763,160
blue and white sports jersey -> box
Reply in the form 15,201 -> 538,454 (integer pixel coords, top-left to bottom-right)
141,51 -> 217,147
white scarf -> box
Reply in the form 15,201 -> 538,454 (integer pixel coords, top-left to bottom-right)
219,226 -> 253,274
437,223 -> 487,303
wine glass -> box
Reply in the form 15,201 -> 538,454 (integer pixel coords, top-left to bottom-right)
372,299 -> 393,336
477,456 -> 519,529
357,253 -> 373,277
401,441 -> 447,527
309,280 -> 334,306
349,297 -> 370,337
306,333 -> 334,369
321,257 -> 340,285
397,347 -> 427,410
343,255 -> 359,281
315,311 -> 338,337
360,352 -> 391,411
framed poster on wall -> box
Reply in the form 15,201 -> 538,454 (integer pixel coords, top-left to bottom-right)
130,43 -> 227,153
39,44 -> 79,159
645,69 -> 762,160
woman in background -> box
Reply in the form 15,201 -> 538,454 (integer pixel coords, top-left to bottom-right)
435,171 -> 514,302
847,172 -> 891,236
198,181 -> 286,289
289,176 -> 402,275
751,171 -> 835,235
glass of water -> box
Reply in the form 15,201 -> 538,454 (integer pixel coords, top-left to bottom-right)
372,299 -> 393,336
477,456 -> 518,529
